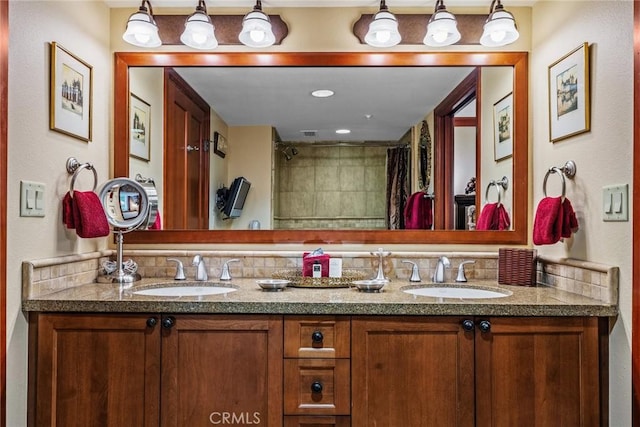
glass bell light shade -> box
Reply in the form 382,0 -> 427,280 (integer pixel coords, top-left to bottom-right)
423,1 -> 461,47
239,1 -> 276,48
122,0 -> 162,48
480,0 -> 519,47
364,1 -> 401,48
180,2 -> 218,49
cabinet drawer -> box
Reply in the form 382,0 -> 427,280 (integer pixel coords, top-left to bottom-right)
284,359 -> 350,415
284,316 -> 350,358
284,415 -> 350,427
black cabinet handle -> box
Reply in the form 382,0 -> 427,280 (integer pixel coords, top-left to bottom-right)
146,317 -> 158,328
311,331 -> 324,343
311,381 -> 323,393
461,319 -> 475,331
161,316 -> 176,329
479,320 -> 491,333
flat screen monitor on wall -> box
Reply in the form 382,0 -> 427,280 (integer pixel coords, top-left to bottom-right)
223,176 -> 251,218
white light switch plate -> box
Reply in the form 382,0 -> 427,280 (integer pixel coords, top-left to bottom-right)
20,180 -> 45,217
602,184 -> 628,221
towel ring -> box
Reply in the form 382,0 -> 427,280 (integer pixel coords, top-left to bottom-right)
66,157 -> 98,196
484,176 -> 509,205
542,160 -> 576,200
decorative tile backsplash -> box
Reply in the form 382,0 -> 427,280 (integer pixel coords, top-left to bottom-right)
23,249 -> 619,305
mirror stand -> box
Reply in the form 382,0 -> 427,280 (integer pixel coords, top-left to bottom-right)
110,230 -> 140,284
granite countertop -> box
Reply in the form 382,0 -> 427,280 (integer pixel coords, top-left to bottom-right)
22,277 -> 618,317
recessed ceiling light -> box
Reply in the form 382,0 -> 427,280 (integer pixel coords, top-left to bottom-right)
365,114 -> 373,120
311,89 -> 334,98
335,129 -> 351,135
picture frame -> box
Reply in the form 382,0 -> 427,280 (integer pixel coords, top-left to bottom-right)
129,93 -> 151,161
548,42 -> 590,142
213,131 -> 227,158
493,92 -> 513,161
49,42 -> 93,142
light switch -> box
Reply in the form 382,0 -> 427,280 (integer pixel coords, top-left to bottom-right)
602,184 -> 628,221
20,180 -> 45,217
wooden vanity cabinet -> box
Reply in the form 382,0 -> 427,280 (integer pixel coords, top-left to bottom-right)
29,313 -> 283,427
351,316 -> 605,427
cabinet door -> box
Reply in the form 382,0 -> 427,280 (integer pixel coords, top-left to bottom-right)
474,317 -> 602,427
29,313 -> 161,427
160,315 -> 283,427
351,316 -> 475,427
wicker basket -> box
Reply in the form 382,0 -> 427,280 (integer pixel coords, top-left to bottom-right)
498,248 -> 537,286
272,268 -> 367,288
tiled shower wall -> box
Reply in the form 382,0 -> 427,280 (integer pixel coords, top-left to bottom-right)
273,145 -> 388,229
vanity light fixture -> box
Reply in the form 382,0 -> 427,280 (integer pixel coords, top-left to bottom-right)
122,0 -> 162,48
180,0 -> 218,49
423,0 -> 461,47
364,0 -> 401,48
239,0 -> 276,48
480,0 -> 519,47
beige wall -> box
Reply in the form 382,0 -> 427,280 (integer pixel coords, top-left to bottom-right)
7,1 -> 112,425
531,2 -> 633,425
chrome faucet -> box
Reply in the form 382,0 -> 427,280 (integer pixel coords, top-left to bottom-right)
432,256 -> 451,283
220,259 -> 239,281
402,260 -> 421,282
192,254 -> 208,281
167,258 -> 186,280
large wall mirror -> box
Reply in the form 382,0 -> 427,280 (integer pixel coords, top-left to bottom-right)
114,52 -> 528,245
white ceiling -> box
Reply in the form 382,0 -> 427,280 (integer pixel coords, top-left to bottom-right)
175,66 -> 474,142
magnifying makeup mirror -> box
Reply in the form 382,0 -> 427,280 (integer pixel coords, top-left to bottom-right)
99,177 -> 158,284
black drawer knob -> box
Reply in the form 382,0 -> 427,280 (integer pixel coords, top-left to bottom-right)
311,381 -> 323,393
479,320 -> 491,333
146,317 -> 158,328
461,319 -> 474,331
311,330 -> 324,343
161,316 -> 176,329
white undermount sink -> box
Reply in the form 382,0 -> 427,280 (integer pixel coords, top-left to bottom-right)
401,284 -> 511,299
133,282 -> 238,297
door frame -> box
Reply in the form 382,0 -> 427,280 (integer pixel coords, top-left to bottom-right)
632,2 -> 640,424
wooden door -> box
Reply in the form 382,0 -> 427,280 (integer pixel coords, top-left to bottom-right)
160,315 -> 283,427
164,68 -> 210,230
29,313 -> 161,427
351,316 -> 475,427
474,317 -> 603,427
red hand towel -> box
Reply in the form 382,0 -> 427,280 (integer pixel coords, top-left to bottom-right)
497,204 -> 511,230
561,198 -> 579,238
476,203 -> 498,230
149,211 -> 162,230
72,191 -> 110,238
62,192 -> 75,229
404,192 -> 433,230
533,196 -> 563,245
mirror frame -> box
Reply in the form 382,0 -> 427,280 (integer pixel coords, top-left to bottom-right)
114,51 -> 528,245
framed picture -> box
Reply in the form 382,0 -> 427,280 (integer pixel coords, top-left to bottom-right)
49,42 -> 92,142
213,131 -> 227,158
129,93 -> 151,161
493,92 -> 513,161
548,42 -> 590,142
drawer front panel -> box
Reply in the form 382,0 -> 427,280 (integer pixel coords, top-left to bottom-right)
284,359 -> 350,415
284,316 -> 350,358
284,415 -> 351,427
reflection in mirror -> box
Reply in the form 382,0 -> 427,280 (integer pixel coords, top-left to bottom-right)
115,52 -> 528,245
128,64 -> 512,232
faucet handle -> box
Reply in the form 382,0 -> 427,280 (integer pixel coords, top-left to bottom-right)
401,260 -> 421,282
455,260 -> 476,283
220,259 -> 240,281
167,258 -> 186,280
192,254 -> 202,265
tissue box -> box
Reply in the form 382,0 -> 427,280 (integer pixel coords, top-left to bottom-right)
302,252 -> 330,277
